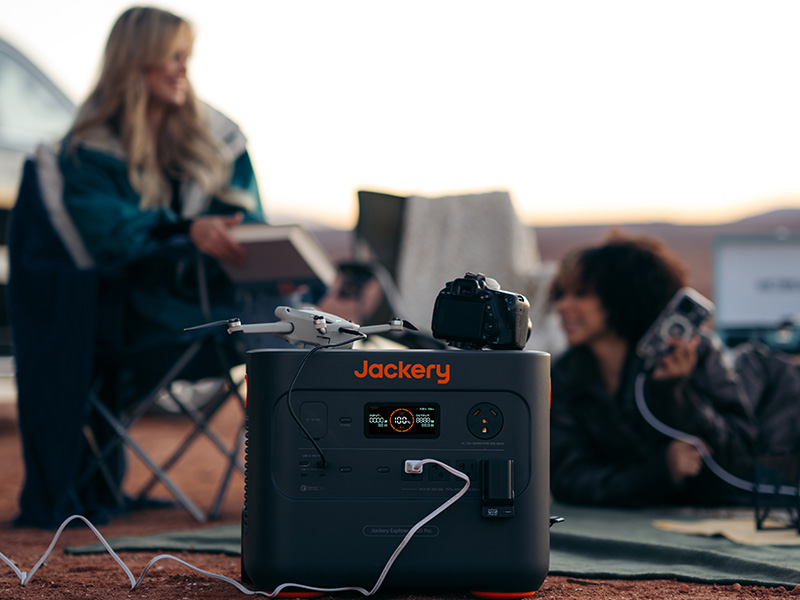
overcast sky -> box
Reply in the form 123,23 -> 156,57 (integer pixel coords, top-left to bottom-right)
3,1 -> 800,229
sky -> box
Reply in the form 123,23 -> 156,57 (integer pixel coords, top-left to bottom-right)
3,1 -> 800,230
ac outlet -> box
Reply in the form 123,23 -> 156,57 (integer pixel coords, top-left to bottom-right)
427,462 -> 451,481
467,403 -> 504,439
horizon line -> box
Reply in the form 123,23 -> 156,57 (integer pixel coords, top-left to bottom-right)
269,205 -> 800,231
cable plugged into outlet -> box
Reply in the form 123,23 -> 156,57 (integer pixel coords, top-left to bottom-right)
1,459 -> 471,598
404,459 -> 470,491
404,460 -> 425,474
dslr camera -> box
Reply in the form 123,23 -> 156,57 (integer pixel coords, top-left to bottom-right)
636,287 -> 714,369
431,272 -> 531,350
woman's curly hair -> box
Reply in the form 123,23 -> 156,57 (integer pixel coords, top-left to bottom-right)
550,229 -> 689,344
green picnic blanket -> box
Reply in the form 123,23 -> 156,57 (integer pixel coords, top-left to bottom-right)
66,502 -> 800,588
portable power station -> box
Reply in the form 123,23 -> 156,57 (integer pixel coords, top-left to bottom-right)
241,348 -> 551,596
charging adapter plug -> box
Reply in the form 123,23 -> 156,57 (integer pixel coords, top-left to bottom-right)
404,460 -> 425,474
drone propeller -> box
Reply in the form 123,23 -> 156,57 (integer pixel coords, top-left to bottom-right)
184,318 -> 240,331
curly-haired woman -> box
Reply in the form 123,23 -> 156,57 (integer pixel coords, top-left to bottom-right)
549,231 -> 756,506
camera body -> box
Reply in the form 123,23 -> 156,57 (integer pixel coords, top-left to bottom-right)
636,287 -> 714,369
431,273 -> 531,350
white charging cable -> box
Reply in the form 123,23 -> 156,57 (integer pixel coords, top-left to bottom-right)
0,458 -> 470,597
634,372 -> 798,496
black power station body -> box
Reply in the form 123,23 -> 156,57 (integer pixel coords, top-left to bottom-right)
241,348 -> 551,595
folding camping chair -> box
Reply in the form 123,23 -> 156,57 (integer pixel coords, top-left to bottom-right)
335,190 -> 443,349
753,450 -> 800,532
79,273 -> 248,522
348,189 -> 562,353
10,144 -> 246,526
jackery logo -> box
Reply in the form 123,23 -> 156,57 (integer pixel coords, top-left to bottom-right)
353,360 -> 451,384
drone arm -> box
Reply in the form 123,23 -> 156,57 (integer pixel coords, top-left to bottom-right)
358,318 -> 404,336
228,322 -> 294,335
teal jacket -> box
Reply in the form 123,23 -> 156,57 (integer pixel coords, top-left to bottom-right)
59,104 -> 267,339
60,104 -> 264,265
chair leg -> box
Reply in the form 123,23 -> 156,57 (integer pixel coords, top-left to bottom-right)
76,341 -> 206,515
134,384 -> 239,498
208,422 -> 246,520
170,381 -> 244,470
206,345 -> 249,520
133,359 -> 247,519
82,425 -> 127,509
84,335 -> 250,522
88,394 -> 207,522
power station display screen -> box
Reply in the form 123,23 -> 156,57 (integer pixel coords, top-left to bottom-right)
365,404 -> 439,438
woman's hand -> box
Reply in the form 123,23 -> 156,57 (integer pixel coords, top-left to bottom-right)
189,213 -> 246,265
666,439 -> 703,484
652,336 -> 699,380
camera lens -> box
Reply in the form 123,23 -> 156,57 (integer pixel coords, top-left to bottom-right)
667,322 -> 686,338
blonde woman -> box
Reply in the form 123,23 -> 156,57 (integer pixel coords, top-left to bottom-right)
60,6 -> 278,341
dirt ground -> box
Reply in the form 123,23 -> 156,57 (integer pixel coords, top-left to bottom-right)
0,400 -> 795,600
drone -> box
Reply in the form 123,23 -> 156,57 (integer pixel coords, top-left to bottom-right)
187,306 -> 416,349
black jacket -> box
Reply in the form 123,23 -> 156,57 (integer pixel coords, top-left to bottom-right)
550,334 -> 757,507
734,343 -> 800,455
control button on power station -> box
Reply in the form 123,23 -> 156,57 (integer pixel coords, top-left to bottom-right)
467,403 -> 503,439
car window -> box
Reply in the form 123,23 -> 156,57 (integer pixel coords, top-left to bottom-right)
0,47 -> 74,150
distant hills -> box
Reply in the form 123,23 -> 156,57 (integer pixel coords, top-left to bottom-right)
533,209 -> 800,300
303,208 -> 800,302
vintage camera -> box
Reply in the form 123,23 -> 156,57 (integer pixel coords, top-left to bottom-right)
636,287 -> 714,369
431,272 -> 531,350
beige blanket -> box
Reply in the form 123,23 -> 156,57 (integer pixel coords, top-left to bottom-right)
654,518 -> 800,546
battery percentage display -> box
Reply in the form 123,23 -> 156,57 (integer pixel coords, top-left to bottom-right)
365,404 -> 439,438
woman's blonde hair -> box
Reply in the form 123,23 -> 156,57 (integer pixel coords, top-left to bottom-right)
68,6 -> 249,211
